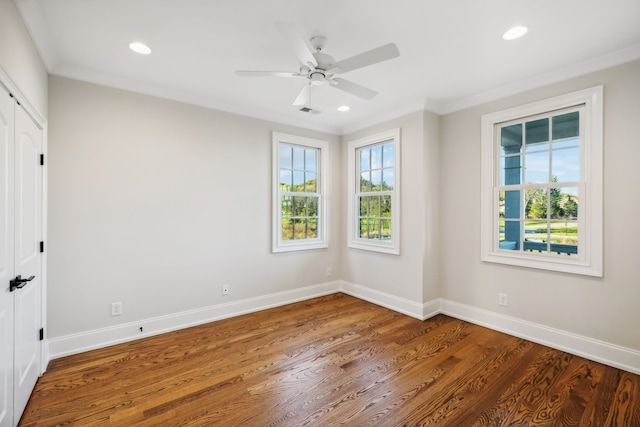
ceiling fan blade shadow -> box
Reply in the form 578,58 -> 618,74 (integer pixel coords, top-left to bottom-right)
331,78 -> 377,99
331,43 -> 399,74
292,84 -> 310,106
235,71 -> 303,77
275,22 -> 318,68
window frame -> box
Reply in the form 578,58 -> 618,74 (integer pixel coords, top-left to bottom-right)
272,132 -> 328,253
480,86 -> 603,276
347,128 -> 401,255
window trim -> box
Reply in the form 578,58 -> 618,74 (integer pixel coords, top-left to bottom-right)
480,86 -> 603,276
272,132 -> 328,253
347,128 -> 401,255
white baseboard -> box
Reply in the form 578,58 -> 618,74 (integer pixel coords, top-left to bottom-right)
440,299 -> 640,375
48,281 -> 340,360
328,283 -> 640,375
47,280 -> 640,375
339,280 -> 433,320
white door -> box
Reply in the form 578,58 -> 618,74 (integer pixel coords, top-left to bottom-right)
0,86 -> 16,427
13,103 -> 42,424
0,85 -> 43,427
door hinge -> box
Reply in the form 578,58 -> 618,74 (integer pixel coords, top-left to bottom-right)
40,154 -> 44,166
40,241 -> 44,253
39,328 -> 44,341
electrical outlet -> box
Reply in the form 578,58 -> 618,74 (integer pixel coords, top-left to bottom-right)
498,293 -> 508,307
326,267 -> 332,277
222,284 -> 230,296
111,302 -> 122,316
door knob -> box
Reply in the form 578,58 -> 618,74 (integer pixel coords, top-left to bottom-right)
9,275 -> 35,292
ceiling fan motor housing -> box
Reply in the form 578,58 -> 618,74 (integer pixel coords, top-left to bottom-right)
312,51 -> 335,72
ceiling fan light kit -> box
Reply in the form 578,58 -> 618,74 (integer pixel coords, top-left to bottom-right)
235,22 -> 400,112
309,72 -> 325,86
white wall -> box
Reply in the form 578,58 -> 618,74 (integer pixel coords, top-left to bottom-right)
47,76 -> 342,338
440,59 -> 640,351
0,0 -> 47,118
341,111 -> 439,306
422,110 -> 441,302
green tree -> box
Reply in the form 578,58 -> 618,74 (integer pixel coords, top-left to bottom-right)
526,189 -> 547,219
550,186 -> 563,218
525,177 -> 576,220
562,194 -> 578,218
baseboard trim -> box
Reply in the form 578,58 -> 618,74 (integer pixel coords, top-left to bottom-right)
330,282 -> 640,375
440,299 -> 640,375
47,281 -> 640,375
339,280 -> 430,320
48,281 -> 340,360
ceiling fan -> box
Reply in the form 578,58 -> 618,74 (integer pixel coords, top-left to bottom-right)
236,22 -> 400,111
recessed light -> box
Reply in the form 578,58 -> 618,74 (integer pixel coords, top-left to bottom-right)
129,42 -> 152,55
502,25 -> 528,41
337,105 -> 350,112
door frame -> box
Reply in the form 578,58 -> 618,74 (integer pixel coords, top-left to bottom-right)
0,66 -> 48,373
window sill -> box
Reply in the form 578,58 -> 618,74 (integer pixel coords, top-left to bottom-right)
273,241 -> 328,253
349,240 -> 399,255
482,251 -> 602,277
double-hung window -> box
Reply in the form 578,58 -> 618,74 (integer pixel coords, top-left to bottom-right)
272,132 -> 328,253
481,86 -> 603,276
348,129 -> 400,255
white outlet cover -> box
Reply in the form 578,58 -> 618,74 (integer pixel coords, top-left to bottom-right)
111,302 -> 122,316
498,293 -> 508,306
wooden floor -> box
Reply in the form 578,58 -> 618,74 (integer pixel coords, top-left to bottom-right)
19,293 -> 640,426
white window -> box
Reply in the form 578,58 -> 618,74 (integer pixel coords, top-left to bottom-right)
272,132 -> 328,253
348,129 -> 401,255
481,86 -> 603,276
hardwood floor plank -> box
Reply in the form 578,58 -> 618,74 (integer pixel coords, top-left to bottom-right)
276,318 -> 475,425
530,358 -> 602,426
19,294 -> 640,426
470,348 -> 573,426
386,332 -> 523,426
604,372 -> 640,427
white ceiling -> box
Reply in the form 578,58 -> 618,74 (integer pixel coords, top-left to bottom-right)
15,0 -> 640,134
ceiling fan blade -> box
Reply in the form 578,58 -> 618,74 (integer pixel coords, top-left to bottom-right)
331,43 -> 399,74
331,78 -> 377,100
292,84 -> 310,106
275,22 -> 318,68
235,70 -> 303,77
